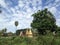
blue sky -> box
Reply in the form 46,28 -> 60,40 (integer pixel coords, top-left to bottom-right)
0,0 -> 60,33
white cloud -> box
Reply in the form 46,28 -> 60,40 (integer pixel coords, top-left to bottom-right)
0,0 -> 60,32
49,7 -> 57,14
10,8 -> 15,13
55,0 -> 60,2
43,0 -> 60,27
0,0 -> 7,7
18,0 -> 25,7
56,19 -> 60,26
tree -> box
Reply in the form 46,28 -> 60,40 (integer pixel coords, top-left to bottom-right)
1,28 -> 7,33
15,21 -> 19,34
16,29 -> 26,36
0,28 -> 7,36
15,21 -> 18,27
31,8 -> 57,35
0,10 -> 2,13
0,6 -> 2,13
57,27 -> 60,31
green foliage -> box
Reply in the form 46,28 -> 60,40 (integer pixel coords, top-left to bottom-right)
0,35 -> 60,45
1,28 -> 7,33
0,10 -> 2,13
15,21 -> 18,27
0,6 -> 2,13
16,29 -> 26,35
31,8 -> 57,34
16,30 -> 20,35
0,28 -> 7,36
57,27 -> 60,31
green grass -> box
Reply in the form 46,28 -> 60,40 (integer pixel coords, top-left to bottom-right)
0,34 -> 60,45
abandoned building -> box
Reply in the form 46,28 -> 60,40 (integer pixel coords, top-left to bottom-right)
16,28 -> 33,37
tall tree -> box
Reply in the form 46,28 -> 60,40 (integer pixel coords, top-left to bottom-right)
0,10 -> 2,13
15,21 -> 19,32
31,8 -> 57,35
15,21 -> 18,27
0,5 -> 2,13
0,9 -> 2,13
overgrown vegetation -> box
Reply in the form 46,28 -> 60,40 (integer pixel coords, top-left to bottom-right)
31,8 -> 57,35
0,33 -> 60,45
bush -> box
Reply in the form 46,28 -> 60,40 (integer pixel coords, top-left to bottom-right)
0,35 -> 60,45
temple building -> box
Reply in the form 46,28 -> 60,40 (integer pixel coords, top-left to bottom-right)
25,29 -> 33,37
16,28 -> 33,37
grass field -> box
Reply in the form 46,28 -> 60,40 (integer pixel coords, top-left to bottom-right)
0,33 -> 60,45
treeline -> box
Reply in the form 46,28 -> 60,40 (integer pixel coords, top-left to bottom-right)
0,28 -> 15,37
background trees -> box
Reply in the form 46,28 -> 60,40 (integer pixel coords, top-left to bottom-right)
31,8 -> 57,35
1,28 -> 7,33
0,28 -> 7,36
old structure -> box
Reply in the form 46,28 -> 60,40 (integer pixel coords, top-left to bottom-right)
17,28 -> 33,37
26,29 -> 33,37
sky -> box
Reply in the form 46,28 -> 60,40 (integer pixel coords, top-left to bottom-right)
0,0 -> 60,33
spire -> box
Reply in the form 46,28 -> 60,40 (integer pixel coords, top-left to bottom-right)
26,28 -> 33,37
